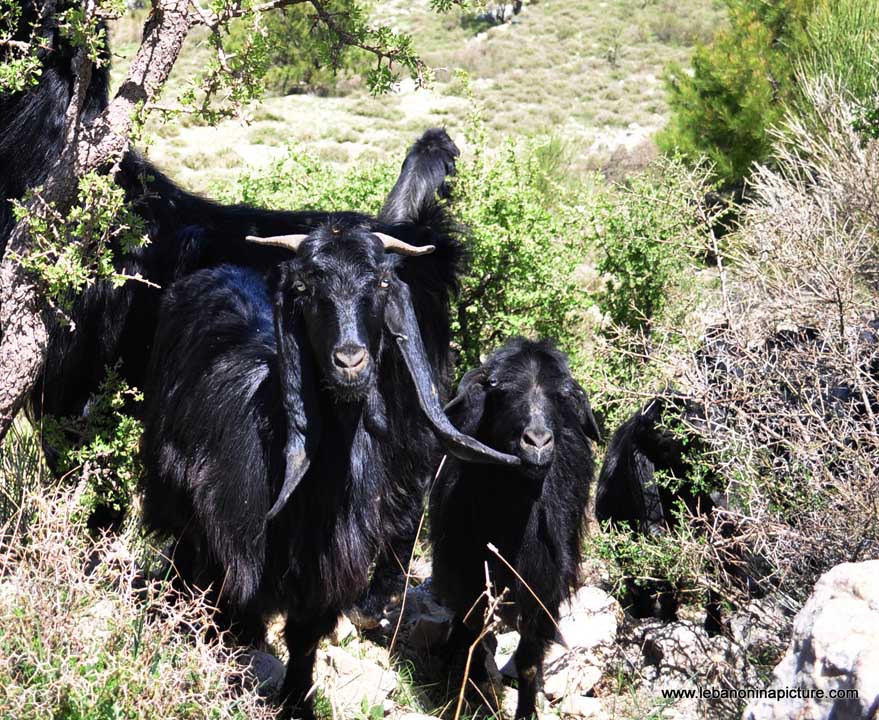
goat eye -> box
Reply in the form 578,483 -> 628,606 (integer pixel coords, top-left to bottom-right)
488,378 -> 498,387
293,280 -> 307,293
379,278 -> 390,289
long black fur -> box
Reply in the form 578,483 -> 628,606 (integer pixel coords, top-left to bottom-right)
379,127 -> 459,225
430,338 -> 600,720
140,218 -> 519,718
1,4 -> 461,455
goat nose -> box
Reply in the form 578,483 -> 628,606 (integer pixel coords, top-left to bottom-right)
333,345 -> 368,370
521,426 -> 553,450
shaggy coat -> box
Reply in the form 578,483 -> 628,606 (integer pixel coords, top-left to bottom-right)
141,223 -> 518,719
430,338 -> 600,720
1,4 -> 459,440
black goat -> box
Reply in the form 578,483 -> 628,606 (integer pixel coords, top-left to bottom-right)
595,395 -> 728,631
430,338 -> 600,720
352,127 -> 463,626
379,127 -> 459,225
140,223 -> 519,719
2,3 -> 460,442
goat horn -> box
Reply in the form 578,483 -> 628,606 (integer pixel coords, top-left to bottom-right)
373,232 -> 435,256
245,234 -> 309,252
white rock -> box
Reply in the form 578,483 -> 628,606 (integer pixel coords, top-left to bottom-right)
495,588 -> 618,698
557,586 -> 619,651
543,654 -> 602,699
333,613 -> 357,644
556,695 -> 604,718
319,645 -> 398,712
744,560 -> 879,720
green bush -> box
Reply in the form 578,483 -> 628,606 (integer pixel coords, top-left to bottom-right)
450,138 -> 593,375
214,146 -> 395,215
41,367 -> 143,527
659,0 -> 815,186
589,157 -> 710,335
216,131 -> 595,381
225,1 -> 371,96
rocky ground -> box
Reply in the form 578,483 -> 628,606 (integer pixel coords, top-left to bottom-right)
238,557 -> 798,720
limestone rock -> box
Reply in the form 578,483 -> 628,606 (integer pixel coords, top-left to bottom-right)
318,645 -> 398,712
744,560 -> 879,720
556,695 -> 605,718
558,585 -> 620,651
496,587 -> 619,708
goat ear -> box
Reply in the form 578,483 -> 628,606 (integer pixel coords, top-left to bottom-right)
267,281 -> 321,521
566,381 -> 602,443
443,368 -> 487,435
383,278 -> 519,466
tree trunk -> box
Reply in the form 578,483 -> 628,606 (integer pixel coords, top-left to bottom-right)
0,0 -> 193,441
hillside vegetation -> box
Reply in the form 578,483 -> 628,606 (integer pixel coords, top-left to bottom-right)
3,0 -> 879,719
112,0 -> 725,192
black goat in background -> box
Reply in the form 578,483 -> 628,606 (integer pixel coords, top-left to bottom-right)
379,127 -> 459,225
140,222 -> 519,719
430,338 -> 600,720
1,3 -> 460,457
596,395 -> 729,633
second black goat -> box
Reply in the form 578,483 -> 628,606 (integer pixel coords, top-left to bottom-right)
430,338 -> 601,720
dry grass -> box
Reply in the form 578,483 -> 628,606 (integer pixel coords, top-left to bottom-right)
108,0 -> 724,192
0,489 -> 278,720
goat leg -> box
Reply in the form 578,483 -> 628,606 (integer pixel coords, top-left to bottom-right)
281,612 -> 338,720
512,631 -> 549,720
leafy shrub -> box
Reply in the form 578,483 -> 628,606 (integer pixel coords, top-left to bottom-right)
41,367 -> 143,528
588,157 -> 712,335
450,138 -> 592,375
10,172 -> 149,313
225,2 -> 370,96
214,146 -> 395,215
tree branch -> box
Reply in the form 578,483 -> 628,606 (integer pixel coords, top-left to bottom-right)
0,0 -> 195,440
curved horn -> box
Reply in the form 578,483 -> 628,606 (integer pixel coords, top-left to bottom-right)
384,279 -> 520,467
246,234 -> 309,252
373,232 -> 435,256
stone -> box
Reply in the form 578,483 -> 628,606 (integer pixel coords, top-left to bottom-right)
556,695 -> 604,718
493,587 -> 618,707
397,580 -> 454,652
318,645 -> 399,712
543,654 -> 603,700
642,621 -> 715,673
333,613 -> 357,644
558,586 -> 620,651
743,560 -> 879,720
239,649 -> 286,698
